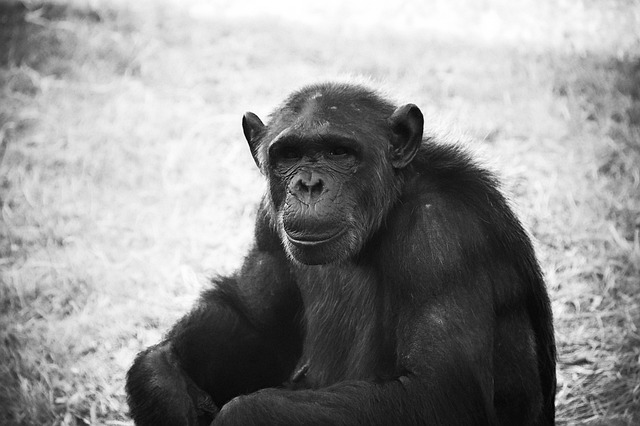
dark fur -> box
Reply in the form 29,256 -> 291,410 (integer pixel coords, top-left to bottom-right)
126,82 -> 556,425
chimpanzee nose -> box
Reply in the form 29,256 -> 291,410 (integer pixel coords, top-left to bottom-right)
292,172 -> 324,202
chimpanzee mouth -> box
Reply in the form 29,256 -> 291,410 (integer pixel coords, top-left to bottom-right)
285,228 -> 347,247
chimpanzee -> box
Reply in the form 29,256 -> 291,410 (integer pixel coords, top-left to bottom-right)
126,82 -> 556,426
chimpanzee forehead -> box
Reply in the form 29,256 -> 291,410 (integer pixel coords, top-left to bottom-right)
288,84 -> 394,116
300,94 -> 373,123
272,84 -> 396,134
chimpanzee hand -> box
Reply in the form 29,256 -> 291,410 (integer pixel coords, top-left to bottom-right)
126,343 -> 219,425
185,372 -> 219,425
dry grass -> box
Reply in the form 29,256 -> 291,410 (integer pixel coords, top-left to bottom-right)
0,0 -> 639,424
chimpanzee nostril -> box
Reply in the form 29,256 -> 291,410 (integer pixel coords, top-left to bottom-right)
307,179 -> 323,197
293,173 -> 324,201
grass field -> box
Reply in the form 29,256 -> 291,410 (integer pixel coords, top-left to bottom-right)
1,0 -> 639,424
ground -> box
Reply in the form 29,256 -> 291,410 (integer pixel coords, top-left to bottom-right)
0,0 -> 639,424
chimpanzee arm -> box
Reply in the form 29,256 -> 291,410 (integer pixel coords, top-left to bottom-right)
126,211 -> 302,426
212,283 -> 499,426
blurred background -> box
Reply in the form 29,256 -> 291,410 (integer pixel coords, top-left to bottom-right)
0,0 -> 639,424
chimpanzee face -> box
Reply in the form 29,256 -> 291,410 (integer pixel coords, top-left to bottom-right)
242,84 -> 423,264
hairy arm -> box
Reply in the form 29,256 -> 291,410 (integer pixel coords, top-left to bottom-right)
126,213 -> 302,426
211,280 -> 498,426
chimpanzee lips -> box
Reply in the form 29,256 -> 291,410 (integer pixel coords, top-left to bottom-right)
285,228 -> 347,247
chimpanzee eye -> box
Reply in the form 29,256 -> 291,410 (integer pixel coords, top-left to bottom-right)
330,147 -> 349,156
280,147 -> 301,160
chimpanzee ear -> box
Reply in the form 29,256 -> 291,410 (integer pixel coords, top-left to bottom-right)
388,104 -> 424,168
242,112 -> 265,169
